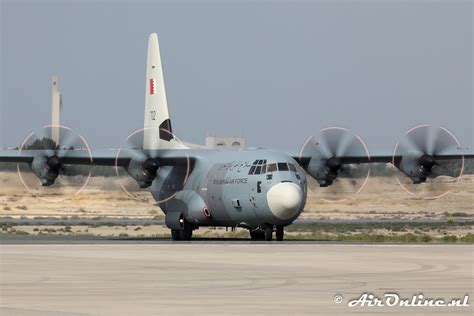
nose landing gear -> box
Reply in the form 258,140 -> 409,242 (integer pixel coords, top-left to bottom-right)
264,225 -> 273,241
275,225 -> 284,241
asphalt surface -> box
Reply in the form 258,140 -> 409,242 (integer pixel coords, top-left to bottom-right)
0,234 -> 339,244
0,234 -> 472,245
0,241 -> 472,315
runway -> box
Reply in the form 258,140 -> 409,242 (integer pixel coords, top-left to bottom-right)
0,243 -> 472,315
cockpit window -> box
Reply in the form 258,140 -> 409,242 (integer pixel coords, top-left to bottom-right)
249,159 -> 267,175
256,161 -> 299,175
277,162 -> 289,171
249,166 -> 256,174
267,163 -> 277,173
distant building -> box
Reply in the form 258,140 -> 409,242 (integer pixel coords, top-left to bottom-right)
205,136 -> 245,149
51,75 -> 62,144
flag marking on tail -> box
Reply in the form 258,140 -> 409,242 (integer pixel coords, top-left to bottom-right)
149,78 -> 156,95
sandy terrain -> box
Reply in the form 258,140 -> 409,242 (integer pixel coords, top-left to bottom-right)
0,171 -> 472,220
0,172 -> 157,218
306,174 -> 474,220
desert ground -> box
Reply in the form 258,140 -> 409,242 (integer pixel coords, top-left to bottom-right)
1,171 -> 472,219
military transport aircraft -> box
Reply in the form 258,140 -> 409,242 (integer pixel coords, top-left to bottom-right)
1,33 -> 472,241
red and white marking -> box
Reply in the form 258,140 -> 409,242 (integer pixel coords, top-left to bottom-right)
149,78 -> 156,95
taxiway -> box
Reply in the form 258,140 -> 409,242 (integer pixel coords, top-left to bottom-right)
0,242 -> 472,315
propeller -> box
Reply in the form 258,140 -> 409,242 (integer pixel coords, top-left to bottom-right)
114,127 -> 190,204
392,124 -> 464,199
299,127 -> 370,202
17,125 -> 93,202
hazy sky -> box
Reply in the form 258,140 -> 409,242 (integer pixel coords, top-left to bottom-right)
1,0 -> 472,153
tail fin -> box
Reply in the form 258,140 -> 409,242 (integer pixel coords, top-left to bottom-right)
143,33 -> 185,149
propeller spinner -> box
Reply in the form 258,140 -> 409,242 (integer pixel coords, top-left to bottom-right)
299,127 -> 370,202
114,127 -> 190,204
392,124 -> 464,199
17,125 -> 93,202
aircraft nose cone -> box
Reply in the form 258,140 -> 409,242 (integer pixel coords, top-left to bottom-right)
267,182 -> 303,220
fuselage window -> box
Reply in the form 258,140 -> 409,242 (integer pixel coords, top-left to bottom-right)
289,163 -> 296,172
261,165 -> 266,174
277,162 -> 289,171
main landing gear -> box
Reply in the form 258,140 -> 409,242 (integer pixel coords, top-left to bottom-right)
249,225 -> 284,241
171,221 -> 193,241
249,230 -> 265,240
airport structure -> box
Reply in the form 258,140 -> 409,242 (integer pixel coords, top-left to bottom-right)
51,75 -> 62,145
205,136 -> 245,149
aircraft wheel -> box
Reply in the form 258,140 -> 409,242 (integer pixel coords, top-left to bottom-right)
264,225 -> 273,241
179,224 -> 193,241
249,230 -> 265,240
276,226 -> 284,241
171,229 -> 180,241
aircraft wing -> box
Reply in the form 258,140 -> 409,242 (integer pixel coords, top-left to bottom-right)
295,151 -> 474,166
0,149 -> 96,164
0,148 -> 198,187
0,149 -> 196,167
293,147 -> 473,187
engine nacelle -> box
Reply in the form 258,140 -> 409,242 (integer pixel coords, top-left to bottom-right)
397,153 -> 436,184
30,153 -> 62,186
306,156 -> 341,187
125,155 -> 159,188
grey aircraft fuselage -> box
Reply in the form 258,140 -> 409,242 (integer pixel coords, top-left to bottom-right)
151,149 -> 307,229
